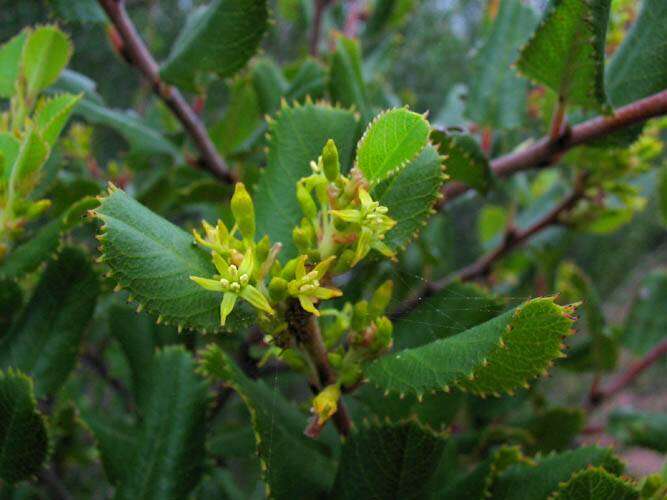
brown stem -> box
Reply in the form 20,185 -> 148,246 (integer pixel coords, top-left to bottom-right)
310,0 -> 333,56
97,0 -> 237,184
549,97 -> 567,142
588,338 -> 667,409
286,299 -> 351,437
439,89 -> 667,206
392,179 -> 586,319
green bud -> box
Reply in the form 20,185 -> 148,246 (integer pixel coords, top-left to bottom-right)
322,139 -> 340,182
231,183 -> 255,241
369,280 -> 393,318
373,316 -> 393,351
351,300 -> 369,331
280,348 -> 307,372
293,218 -> 314,252
333,249 -> 355,275
255,235 -> 271,265
280,257 -> 298,280
327,352 -> 343,369
268,276 -> 288,302
339,363 -> 362,388
296,182 -> 318,219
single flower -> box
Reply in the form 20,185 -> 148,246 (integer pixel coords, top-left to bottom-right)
287,255 -> 342,315
190,248 -> 274,326
311,384 -> 341,426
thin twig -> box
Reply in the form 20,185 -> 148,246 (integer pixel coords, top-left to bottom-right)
439,89 -> 667,206
392,178 -> 586,319
588,338 -> 667,409
286,299 -> 352,437
310,0 -> 334,56
549,97 -> 567,142
97,0 -> 237,184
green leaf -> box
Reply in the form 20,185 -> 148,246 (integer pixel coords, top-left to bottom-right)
200,345 -> 336,499
609,408 -> 667,453
354,384 -> 463,433
160,0 -> 269,92
75,98 -> 179,157
439,445 -> 528,499
329,36 -> 370,122
0,196 -> 99,280
431,129 -> 492,194
0,279 -> 21,332
108,303 -> 179,410
0,247 -> 99,397
465,0 -> 538,129
355,107 -> 430,184
331,421 -> 446,500
6,128 -> 49,202
21,26 -> 72,100
48,0 -> 106,23
490,446 -> 624,499
0,132 -> 20,181
115,347 -> 208,500
0,369 -> 49,483
285,59 -> 327,103
373,144 -> 445,250
211,77 -> 261,156
391,282 -> 505,350
557,261 -> 617,372
525,407 -> 585,452
81,411 -> 137,484
95,186 -> 254,332
604,0 -> 667,145
621,270 -> 667,355
516,0 -> 611,113
606,0 -> 667,108
255,102 -> 358,260
251,58 -> 288,115
660,165 -> 667,226
33,93 -> 81,148
0,31 -> 26,98
366,297 -> 576,398
551,467 -> 638,500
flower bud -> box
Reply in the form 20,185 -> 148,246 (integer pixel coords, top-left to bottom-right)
296,182 -> 318,219
340,363 -> 362,388
312,384 -> 341,426
327,352 -> 343,369
351,300 -> 369,331
373,316 -> 393,351
369,280 -> 393,318
332,249 -> 355,275
293,219 -> 314,252
322,139 -> 340,182
268,276 -> 288,302
231,183 -> 255,241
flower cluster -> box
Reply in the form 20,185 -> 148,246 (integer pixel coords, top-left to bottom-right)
190,140 -> 399,432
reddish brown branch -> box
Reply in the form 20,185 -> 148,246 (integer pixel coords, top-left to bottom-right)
392,181 -> 586,319
97,0 -> 237,184
287,299 -> 351,437
588,338 -> 667,409
310,0 -> 334,56
439,89 -> 667,206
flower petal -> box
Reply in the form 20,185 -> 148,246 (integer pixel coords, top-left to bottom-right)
295,254 -> 308,280
313,255 -> 336,279
212,252 -> 230,276
299,295 -> 319,316
220,292 -> 238,326
330,209 -> 361,223
239,247 -> 255,277
312,286 -> 343,300
190,276 -> 224,292
240,285 -> 275,315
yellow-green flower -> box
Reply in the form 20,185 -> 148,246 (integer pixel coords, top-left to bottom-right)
287,255 -> 342,315
190,248 -> 274,326
192,219 -> 232,256
311,384 -> 341,426
330,188 -> 396,264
